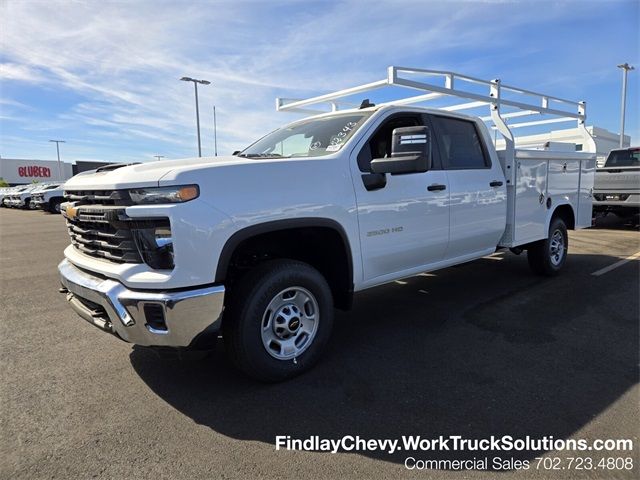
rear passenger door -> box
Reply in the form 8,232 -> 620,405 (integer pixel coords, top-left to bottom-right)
429,114 -> 507,260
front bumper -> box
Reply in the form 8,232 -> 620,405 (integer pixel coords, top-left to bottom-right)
58,259 -> 225,347
32,195 -> 47,208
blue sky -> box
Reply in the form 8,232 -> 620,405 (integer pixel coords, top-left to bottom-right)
1,0 -> 638,163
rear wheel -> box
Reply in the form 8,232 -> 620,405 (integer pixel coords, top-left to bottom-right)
527,217 -> 568,276
223,259 -> 334,382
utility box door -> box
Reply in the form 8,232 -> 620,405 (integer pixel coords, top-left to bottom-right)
514,159 -> 548,245
548,159 -> 580,208
577,158 -> 596,228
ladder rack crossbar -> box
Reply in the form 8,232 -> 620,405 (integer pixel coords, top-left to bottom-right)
492,117 -> 576,130
276,67 -> 586,123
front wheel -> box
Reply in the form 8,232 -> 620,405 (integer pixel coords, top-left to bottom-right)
49,198 -> 63,214
223,259 -> 334,382
527,217 -> 568,276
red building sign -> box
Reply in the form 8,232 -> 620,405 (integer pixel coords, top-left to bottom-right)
18,166 -> 51,178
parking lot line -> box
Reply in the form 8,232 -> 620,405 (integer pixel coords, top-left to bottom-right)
591,251 -> 640,277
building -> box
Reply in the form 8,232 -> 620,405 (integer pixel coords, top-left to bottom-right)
496,126 -> 631,167
0,158 -> 113,186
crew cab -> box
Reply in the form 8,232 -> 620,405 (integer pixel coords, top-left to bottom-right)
31,183 -> 66,213
58,67 -> 597,381
593,147 -> 640,216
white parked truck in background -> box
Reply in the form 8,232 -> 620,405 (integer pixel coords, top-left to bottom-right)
58,67 -> 597,381
31,183 -> 66,213
6,184 -> 38,209
593,147 -> 640,216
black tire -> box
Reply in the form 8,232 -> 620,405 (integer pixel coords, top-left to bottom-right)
49,198 -> 62,214
527,216 -> 568,276
223,259 -> 334,382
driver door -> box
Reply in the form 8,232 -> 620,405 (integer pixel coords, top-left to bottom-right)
350,112 -> 450,285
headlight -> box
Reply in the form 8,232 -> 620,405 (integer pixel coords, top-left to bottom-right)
128,185 -> 199,205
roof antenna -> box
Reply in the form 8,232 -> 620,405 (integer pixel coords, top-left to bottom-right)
359,99 -> 375,109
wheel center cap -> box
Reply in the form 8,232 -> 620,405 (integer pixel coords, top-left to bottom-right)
288,318 -> 300,331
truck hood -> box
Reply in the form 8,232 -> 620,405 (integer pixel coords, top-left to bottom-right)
63,156 -> 259,190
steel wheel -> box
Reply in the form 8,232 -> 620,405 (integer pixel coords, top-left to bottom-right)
260,286 -> 319,360
549,229 -> 565,266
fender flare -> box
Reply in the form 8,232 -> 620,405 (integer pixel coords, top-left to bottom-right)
545,199 -> 576,232
214,217 -> 354,287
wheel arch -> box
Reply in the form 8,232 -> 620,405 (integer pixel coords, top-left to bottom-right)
547,201 -> 576,232
215,218 -> 354,310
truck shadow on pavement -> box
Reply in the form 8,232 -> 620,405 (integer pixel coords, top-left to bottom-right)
130,250 -> 639,466
593,213 -> 640,231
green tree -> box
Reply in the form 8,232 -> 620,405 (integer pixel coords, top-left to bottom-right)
0,178 -> 9,187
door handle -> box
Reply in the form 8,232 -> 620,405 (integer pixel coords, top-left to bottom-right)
489,180 -> 503,187
427,184 -> 446,192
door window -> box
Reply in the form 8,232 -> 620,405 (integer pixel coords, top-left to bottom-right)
430,116 -> 489,169
357,115 -> 422,172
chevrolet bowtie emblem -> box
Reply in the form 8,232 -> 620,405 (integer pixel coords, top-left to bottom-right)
65,205 -> 78,219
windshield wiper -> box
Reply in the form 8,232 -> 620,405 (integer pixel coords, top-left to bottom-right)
239,153 -> 283,158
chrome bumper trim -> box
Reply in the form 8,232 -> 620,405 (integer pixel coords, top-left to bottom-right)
58,259 -> 225,347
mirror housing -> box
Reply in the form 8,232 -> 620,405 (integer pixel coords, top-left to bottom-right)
370,126 -> 432,175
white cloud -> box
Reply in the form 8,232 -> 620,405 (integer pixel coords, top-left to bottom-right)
0,0 -> 637,159
0,62 -> 42,82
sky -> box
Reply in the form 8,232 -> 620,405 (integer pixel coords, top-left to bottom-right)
0,0 -> 638,163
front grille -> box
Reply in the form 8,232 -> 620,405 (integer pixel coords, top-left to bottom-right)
64,189 -> 132,206
64,189 -> 170,265
65,206 -> 143,263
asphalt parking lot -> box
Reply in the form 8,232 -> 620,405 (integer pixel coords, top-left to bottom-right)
1,208 -> 638,479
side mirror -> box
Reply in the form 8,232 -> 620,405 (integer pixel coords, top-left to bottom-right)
370,126 -> 432,175
232,150 -> 241,156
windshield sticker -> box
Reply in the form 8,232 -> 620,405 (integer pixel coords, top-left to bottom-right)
343,121 -> 357,131
309,141 -> 322,150
326,121 -> 359,151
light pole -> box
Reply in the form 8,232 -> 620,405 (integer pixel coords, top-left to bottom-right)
213,105 -> 218,157
180,77 -> 211,157
154,155 -> 165,161
49,139 -> 65,180
617,63 -> 635,148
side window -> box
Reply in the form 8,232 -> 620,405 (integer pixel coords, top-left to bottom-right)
431,116 -> 489,169
357,115 -> 422,172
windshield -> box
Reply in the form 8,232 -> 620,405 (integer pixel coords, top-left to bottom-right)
239,112 -> 372,159
605,148 -> 640,167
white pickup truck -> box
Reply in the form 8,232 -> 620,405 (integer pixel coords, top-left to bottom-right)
58,67 -> 597,381
593,146 -> 640,216
31,183 -> 66,213
6,184 -> 38,209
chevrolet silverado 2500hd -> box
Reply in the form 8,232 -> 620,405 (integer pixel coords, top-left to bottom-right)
31,183 -> 66,213
7,184 -> 38,209
593,146 -> 640,216
58,67 -> 597,381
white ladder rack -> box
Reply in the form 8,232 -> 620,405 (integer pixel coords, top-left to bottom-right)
276,66 -> 597,183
